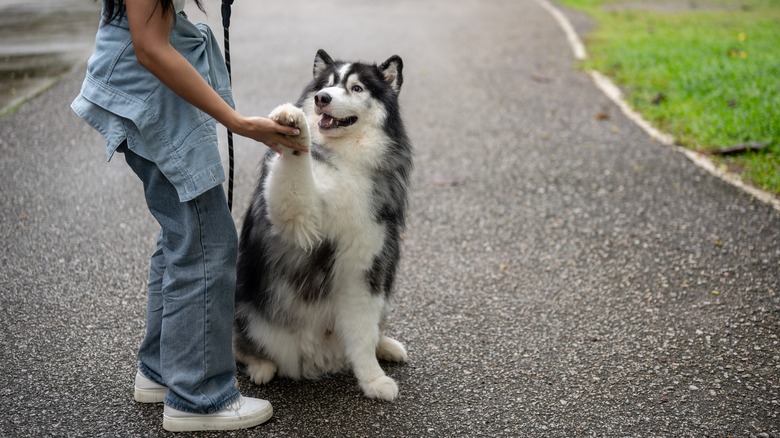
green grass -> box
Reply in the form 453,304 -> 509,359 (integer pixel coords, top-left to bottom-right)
556,0 -> 780,195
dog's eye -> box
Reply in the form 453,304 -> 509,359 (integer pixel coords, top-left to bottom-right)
351,85 -> 363,93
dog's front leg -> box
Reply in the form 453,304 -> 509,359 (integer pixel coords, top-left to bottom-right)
265,103 -> 322,250
336,293 -> 399,401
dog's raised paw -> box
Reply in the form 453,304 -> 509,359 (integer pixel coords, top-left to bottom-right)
269,103 -> 310,150
360,375 -> 399,401
269,103 -> 304,128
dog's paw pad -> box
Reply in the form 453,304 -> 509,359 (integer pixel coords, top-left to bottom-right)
376,336 -> 408,363
360,376 -> 398,401
269,103 -> 305,129
247,360 -> 277,386
269,103 -> 310,150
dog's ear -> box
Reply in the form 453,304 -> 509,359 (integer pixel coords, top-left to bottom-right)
379,55 -> 403,93
313,50 -> 334,78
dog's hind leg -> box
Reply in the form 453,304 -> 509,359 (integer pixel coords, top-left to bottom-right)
233,331 -> 278,385
376,335 -> 408,362
244,359 -> 278,386
235,348 -> 278,386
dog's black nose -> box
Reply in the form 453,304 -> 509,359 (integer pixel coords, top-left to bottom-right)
315,92 -> 331,107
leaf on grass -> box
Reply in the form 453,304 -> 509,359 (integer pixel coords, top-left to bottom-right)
727,47 -> 748,59
709,141 -> 770,156
651,92 -> 666,105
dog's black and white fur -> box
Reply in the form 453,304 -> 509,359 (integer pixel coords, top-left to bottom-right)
233,50 -> 412,401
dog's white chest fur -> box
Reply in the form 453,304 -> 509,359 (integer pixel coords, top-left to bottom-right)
264,137 -> 385,267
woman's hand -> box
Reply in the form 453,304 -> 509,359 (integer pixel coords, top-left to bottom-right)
229,116 -> 308,155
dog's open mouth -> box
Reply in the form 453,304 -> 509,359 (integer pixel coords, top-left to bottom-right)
319,114 -> 358,130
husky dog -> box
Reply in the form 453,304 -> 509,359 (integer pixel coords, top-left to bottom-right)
233,50 -> 413,401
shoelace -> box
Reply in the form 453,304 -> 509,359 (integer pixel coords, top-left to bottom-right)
224,397 -> 244,416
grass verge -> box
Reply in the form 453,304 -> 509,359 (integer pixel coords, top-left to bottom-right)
556,0 -> 779,195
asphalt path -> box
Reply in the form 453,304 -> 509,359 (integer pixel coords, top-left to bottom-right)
1,0 -> 779,436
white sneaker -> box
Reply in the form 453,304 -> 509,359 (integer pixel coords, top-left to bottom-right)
162,396 -> 273,432
134,371 -> 167,403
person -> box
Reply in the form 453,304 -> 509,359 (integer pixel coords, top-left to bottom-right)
71,0 -> 306,432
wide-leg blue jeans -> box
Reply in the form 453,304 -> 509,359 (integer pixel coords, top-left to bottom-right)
119,143 -> 240,414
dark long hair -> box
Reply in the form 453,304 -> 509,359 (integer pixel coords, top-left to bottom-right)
102,0 -> 205,22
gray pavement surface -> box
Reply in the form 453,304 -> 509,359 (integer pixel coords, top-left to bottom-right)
2,0 -> 779,436
0,0 -> 99,113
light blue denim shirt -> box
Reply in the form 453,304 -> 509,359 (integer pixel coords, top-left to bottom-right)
71,8 -> 234,202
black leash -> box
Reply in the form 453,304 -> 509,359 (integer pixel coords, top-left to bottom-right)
221,0 -> 235,211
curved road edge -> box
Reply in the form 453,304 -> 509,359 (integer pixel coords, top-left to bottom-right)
534,0 -> 780,212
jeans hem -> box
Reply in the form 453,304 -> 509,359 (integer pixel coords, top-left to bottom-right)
137,362 -> 164,387
164,386 -> 241,415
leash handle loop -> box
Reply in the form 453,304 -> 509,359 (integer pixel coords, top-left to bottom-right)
221,0 -> 233,29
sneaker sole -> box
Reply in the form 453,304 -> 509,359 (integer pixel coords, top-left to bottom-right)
162,405 -> 273,432
134,386 -> 167,404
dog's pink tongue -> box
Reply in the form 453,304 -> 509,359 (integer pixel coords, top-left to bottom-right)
319,115 -> 336,129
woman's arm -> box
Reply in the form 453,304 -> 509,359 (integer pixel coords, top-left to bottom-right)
125,0 -> 305,153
